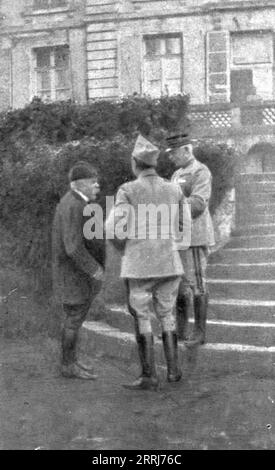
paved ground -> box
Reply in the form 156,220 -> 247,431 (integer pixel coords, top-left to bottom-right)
1,337 -> 275,450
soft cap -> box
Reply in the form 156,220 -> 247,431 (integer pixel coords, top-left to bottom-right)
132,134 -> 160,167
69,161 -> 98,182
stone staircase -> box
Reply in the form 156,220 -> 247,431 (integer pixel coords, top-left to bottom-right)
80,173 -> 275,377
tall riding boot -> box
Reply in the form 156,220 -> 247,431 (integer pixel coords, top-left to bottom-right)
176,291 -> 192,341
184,293 -> 208,347
162,331 -> 182,383
123,333 -> 159,390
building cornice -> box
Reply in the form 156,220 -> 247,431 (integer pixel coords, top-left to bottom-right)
1,1 -> 274,36
21,6 -> 75,18
84,0 -> 275,24
0,20 -> 86,38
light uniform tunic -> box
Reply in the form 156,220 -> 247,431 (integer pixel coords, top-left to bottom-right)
106,168 -> 191,334
171,159 -> 215,296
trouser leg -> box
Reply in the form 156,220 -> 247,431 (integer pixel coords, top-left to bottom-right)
61,327 -> 78,366
62,304 -> 87,366
61,303 -> 97,379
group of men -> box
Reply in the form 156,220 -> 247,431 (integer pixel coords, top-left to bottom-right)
52,133 -> 215,389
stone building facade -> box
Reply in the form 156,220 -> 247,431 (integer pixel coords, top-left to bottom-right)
0,0 -> 87,110
0,1 -> 275,110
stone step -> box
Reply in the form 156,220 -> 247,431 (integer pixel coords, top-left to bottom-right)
80,321 -> 275,376
109,299 -> 275,324
210,247 -> 275,264
208,299 -> 275,323
236,192 -> 275,204
236,203 -> 275,216
236,213 -> 275,226
226,234 -> 275,249
237,181 -> 275,193
237,173 -> 275,182
233,223 -> 275,236
208,279 -> 275,301
103,305 -> 275,347
207,262 -> 275,280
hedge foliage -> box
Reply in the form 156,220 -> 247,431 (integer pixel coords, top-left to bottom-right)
0,97 -> 237,291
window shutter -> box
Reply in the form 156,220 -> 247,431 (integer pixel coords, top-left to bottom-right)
118,34 -> 142,96
206,30 -> 230,103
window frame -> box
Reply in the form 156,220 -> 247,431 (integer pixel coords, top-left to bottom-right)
142,33 -> 183,97
230,30 -> 274,102
231,31 -> 273,66
32,45 -> 71,102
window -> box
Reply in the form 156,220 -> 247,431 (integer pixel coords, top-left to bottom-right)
34,46 -> 71,102
230,32 -> 273,102
143,35 -> 182,97
33,0 -> 67,10
232,32 -> 272,65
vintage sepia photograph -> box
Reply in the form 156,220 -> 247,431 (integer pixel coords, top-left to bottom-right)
0,0 -> 275,452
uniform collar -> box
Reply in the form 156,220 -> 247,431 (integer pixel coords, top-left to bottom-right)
176,158 -> 199,174
138,168 -> 158,178
70,182 -> 89,203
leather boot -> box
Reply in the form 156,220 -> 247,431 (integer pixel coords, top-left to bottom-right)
162,331 -> 182,383
176,291 -> 192,341
184,293 -> 208,347
123,333 -> 159,390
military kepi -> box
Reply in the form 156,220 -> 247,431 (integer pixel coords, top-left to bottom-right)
165,133 -> 192,151
132,134 -> 160,167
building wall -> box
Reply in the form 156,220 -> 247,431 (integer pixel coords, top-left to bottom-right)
1,1 -> 275,110
85,1 -> 119,100
86,1 -> 275,104
0,38 -> 11,110
0,0 -> 87,111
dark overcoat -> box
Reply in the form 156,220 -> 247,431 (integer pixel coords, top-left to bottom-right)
52,190 -> 105,305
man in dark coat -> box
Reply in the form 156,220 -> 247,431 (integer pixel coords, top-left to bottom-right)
52,161 -> 105,379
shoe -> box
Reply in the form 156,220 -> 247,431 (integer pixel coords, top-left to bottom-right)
76,359 -> 96,373
61,363 -> 98,380
123,376 -> 159,391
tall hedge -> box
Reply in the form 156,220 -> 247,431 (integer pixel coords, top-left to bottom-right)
0,96 -> 237,292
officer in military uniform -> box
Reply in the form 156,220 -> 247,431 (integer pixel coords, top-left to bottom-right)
106,135 -> 191,390
166,134 -> 215,347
